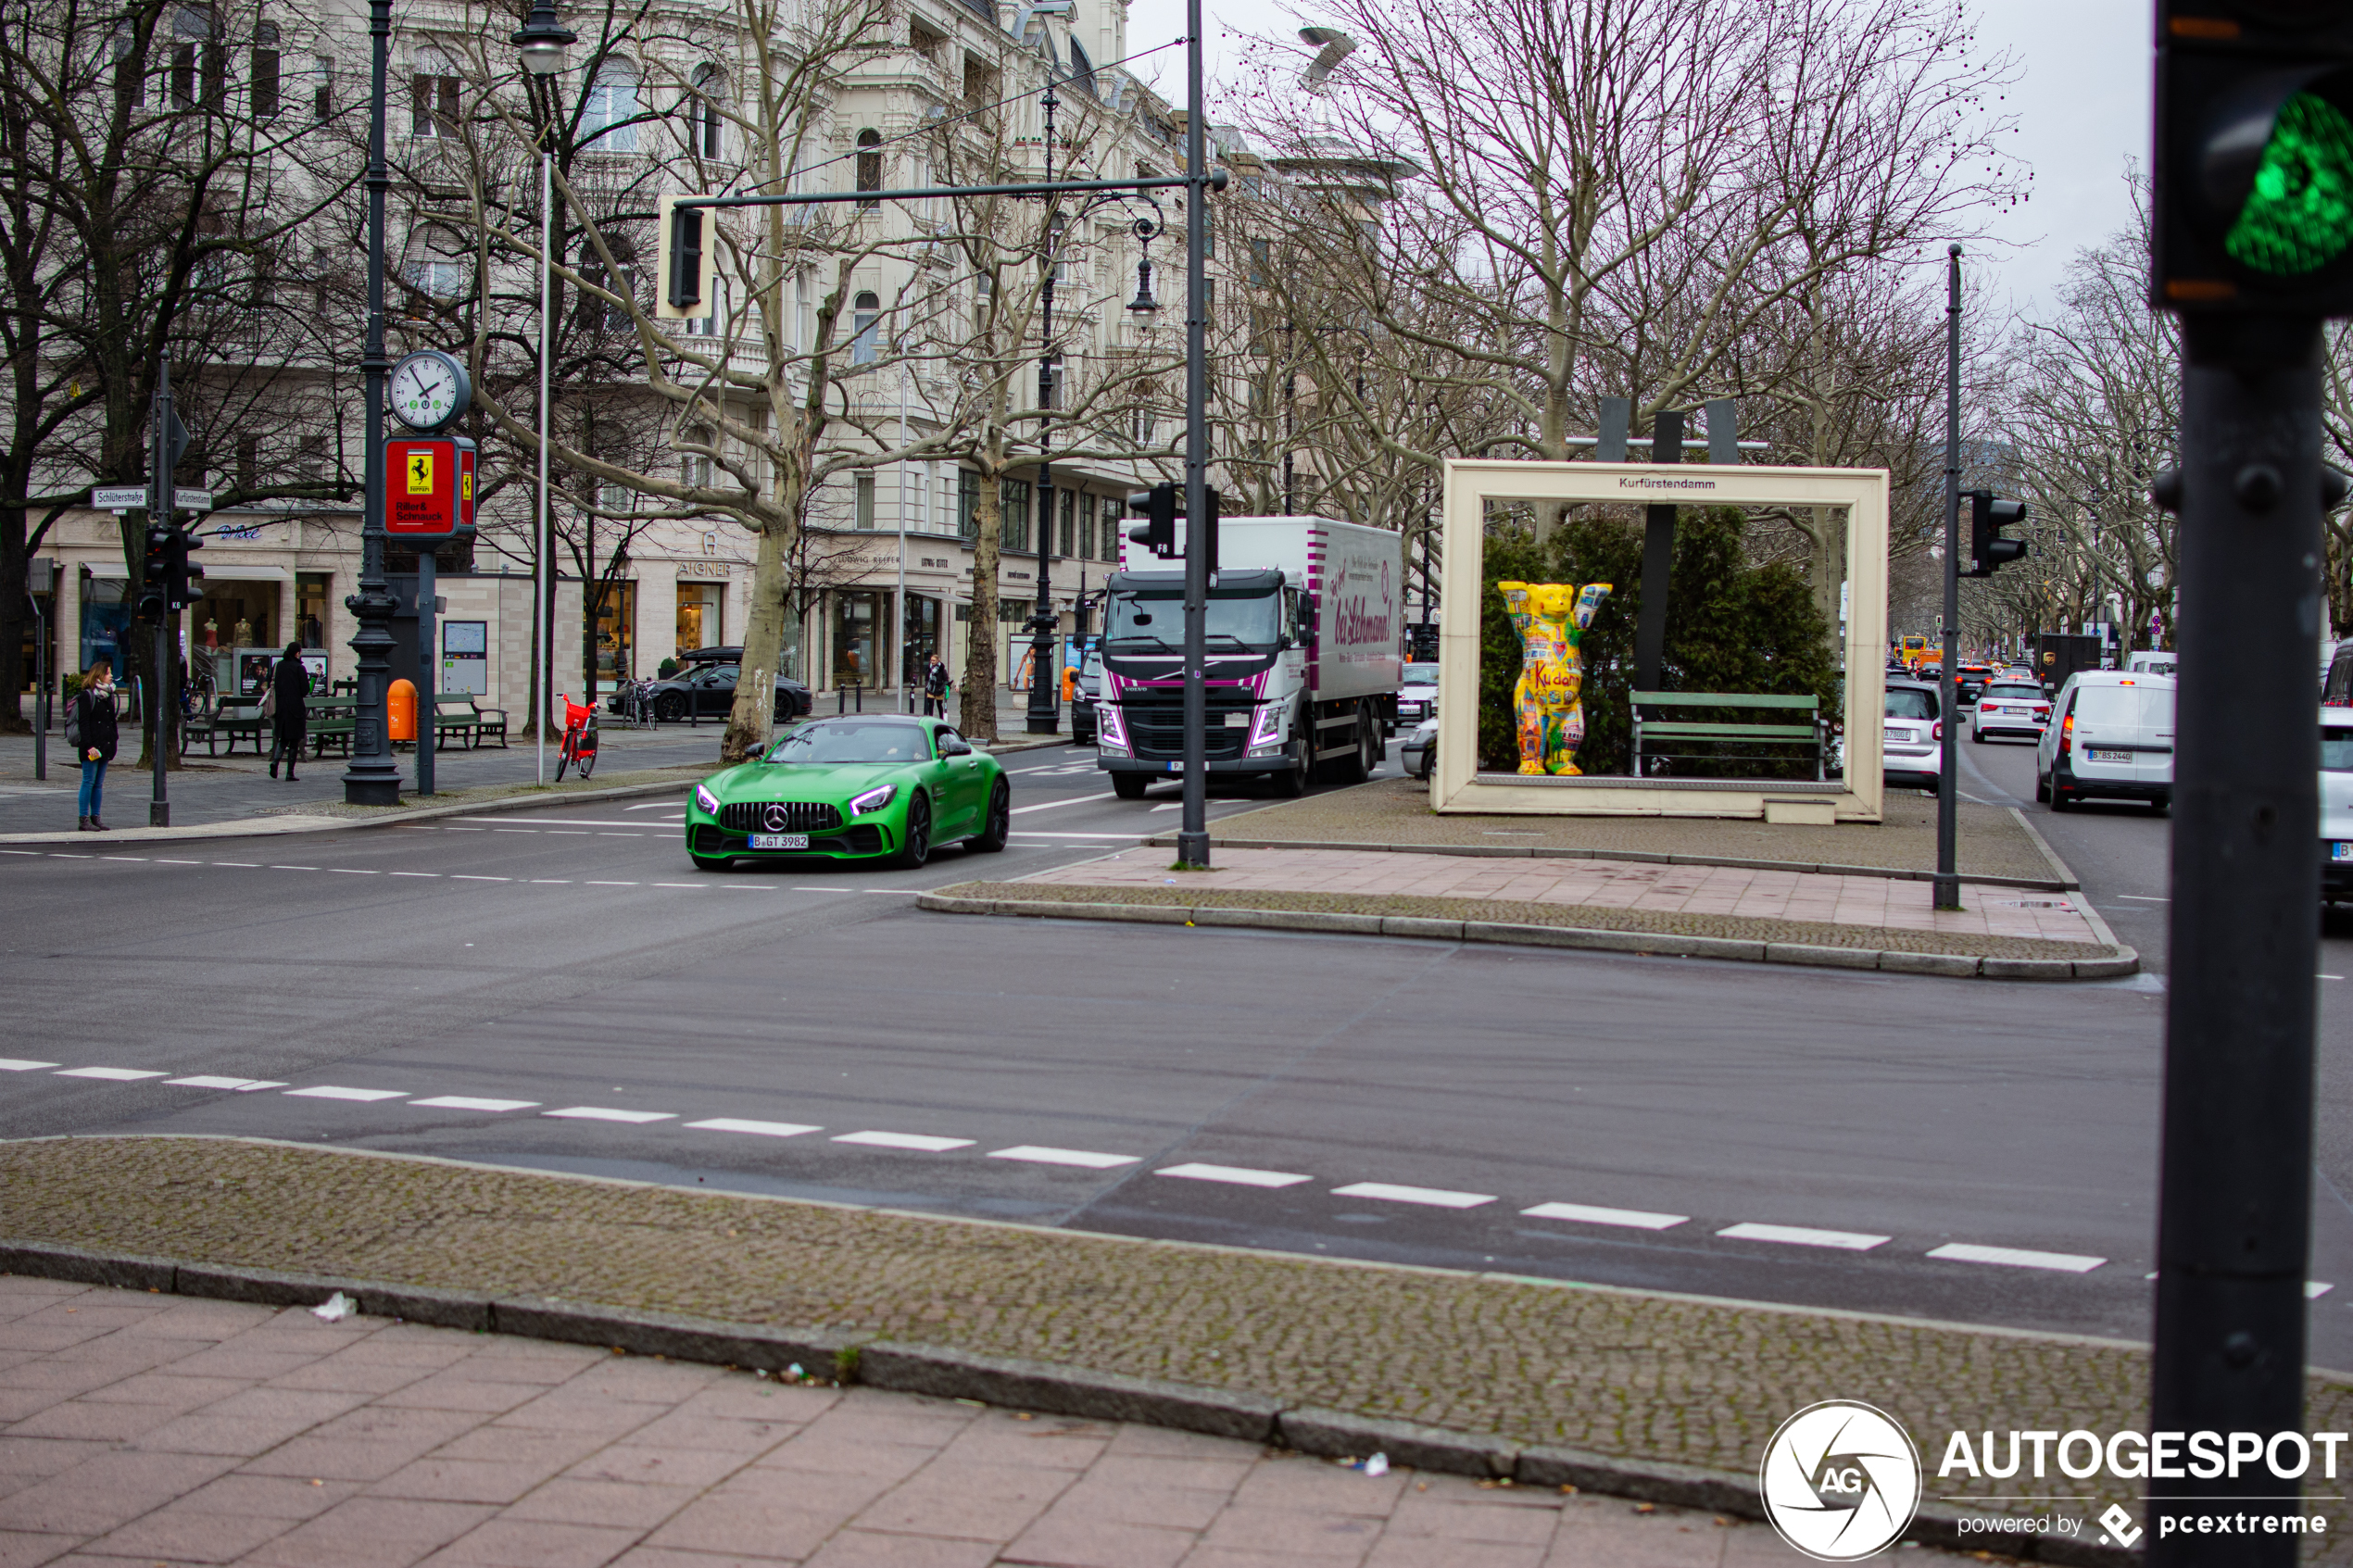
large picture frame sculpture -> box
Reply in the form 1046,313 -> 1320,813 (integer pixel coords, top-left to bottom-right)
1433,458 -> 1889,822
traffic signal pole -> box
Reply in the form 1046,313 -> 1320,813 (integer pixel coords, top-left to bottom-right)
1933,246 -> 1961,909
1175,0 -> 1212,870
149,356 -> 173,828
2149,314 -> 2323,1564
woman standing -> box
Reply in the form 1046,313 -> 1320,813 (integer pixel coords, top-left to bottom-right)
71,658 -> 119,832
268,643 -> 308,781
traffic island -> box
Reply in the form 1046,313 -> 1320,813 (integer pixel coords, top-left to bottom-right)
1155,774 -> 2077,888
3,1134 -> 2333,1564
920,844 -> 2136,979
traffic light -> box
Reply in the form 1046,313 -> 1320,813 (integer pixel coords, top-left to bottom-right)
167,527 -> 204,609
1966,491 -> 2027,577
655,193 -> 717,321
2153,3 -> 2353,314
137,523 -> 170,621
1126,481 -> 1178,557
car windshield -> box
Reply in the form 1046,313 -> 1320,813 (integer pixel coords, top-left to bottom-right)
764,721 -> 931,764
2328,729 -> 2353,771
1984,684 -> 2043,700
1885,687 -> 1937,720
1403,664 -> 1439,686
1103,588 -> 1280,651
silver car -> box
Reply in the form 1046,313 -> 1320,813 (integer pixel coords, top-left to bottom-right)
1882,679 -> 1944,787
1394,662 -> 1439,730
1400,713 -> 1439,779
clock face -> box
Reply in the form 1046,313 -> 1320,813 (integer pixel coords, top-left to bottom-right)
391,351 -> 465,431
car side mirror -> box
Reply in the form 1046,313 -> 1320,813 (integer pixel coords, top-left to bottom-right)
938,736 -> 971,757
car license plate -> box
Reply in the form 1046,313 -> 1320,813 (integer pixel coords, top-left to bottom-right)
749,834 -> 809,850
2088,747 -> 2130,761
1224,711 -> 1250,727
1883,727 -> 1906,741
2334,842 -> 2353,861
1166,760 -> 1182,772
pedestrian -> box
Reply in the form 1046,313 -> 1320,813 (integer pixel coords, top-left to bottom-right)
268,642 -> 308,781
923,653 -> 950,718
69,657 -> 119,833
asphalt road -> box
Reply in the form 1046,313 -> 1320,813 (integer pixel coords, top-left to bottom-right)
11,733 -> 2353,1368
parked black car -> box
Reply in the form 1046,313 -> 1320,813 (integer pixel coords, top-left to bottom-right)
635,655 -> 812,722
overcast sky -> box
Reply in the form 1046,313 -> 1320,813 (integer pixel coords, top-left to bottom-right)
1120,0 -> 2149,322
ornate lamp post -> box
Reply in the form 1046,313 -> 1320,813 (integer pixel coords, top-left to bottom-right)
514,1 -> 574,784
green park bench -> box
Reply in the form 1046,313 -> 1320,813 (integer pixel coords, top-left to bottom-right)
434,693 -> 509,749
199,698 -> 269,758
1629,690 -> 1827,781
307,696 -> 358,758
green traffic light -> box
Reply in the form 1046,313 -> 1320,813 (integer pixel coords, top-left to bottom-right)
2226,91 -> 2353,277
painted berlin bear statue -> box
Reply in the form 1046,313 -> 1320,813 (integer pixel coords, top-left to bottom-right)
1498,581 -> 1612,775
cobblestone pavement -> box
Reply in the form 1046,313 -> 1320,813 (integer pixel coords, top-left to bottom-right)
1181,778 -> 2062,884
0,1274 -> 2000,1568
12,1134 -> 2347,1549
1018,847 -> 2102,946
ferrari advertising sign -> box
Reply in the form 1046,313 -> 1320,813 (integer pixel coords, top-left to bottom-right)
383,436 -> 476,536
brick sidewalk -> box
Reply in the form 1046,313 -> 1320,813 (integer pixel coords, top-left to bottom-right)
1020,847 -> 2102,946
0,1274 -> 1975,1567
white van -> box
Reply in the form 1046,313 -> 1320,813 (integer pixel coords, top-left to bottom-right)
2125,650 -> 2178,679
2035,670 -> 2176,812
2324,709 -> 2353,904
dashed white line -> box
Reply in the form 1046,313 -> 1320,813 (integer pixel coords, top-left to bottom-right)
100,856 -> 148,861
530,880 -> 573,884
1925,1242 -> 2105,1273
585,881 -> 639,887
215,862 -> 258,868
388,872 -> 440,878
327,869 -> 379,875
544,1106 -> 676,1123
284,1085 -> 409,1102
686,1118 -> 823,1138
650,883 -> 705,890
1331,1181 -> 1496,1210
1009,793 -> 1116,814
166,1076 -> 287,1091
54,1067 -> 167,1081
0,1060 -> 59,1072
832,1130 -> 975,1152
451,875 -> 510,882
1521,1201 -> 1690,1232
411,1097 -> 539,1112
153,859 -> 202,865
988,1146 -> 1139,1170
269,865 -> 318,872
1156,1162 -> 1314,1188
1717,1222 -> 1890,1251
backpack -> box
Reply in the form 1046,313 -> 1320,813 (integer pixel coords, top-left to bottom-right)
64,694 -> 81,749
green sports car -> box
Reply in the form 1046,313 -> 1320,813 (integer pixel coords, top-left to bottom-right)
686,715 -> 1011,871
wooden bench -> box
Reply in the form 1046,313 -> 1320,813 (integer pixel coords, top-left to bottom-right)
201,700 -> 269,758
307,696 -> 359,758
1629,690 -> 1827,781
437,693 -> 508,749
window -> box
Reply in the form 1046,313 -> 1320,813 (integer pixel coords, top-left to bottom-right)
598,483 -> 635,514
1000,479 -> 1030,554
410,54 -> 459,137
297,433 -> 328,483
172,6 -> 222,108
681,425 -> 714,487
855,473 -> 875,529
910,16 -> 948,60
1249,237 -> 1271,288
1057,490 -> 1075,558
404,255 -> 462,300
962,56 -> 996,121
1130,407 -> 1156,445
1099,498 -> 1124,559
311,56 -> 332,120
1080,493 -> 1097,558
113,28 -> 145,108
959,470 -> 979,539
580,58 -> 639,152
689,66 -> 724,159
577,240 -> 637,330
236,437 -> 259,491
250,24 -> 279,119
1041,353 -> 1062,410
855,129 -> 881,208
849,290 -> 880,365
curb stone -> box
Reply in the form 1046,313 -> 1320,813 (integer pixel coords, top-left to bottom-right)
914,891 -> 2139,982
0,1237 -> 2135,1566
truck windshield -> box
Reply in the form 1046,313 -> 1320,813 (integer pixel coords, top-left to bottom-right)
1103,589 -> 1280,652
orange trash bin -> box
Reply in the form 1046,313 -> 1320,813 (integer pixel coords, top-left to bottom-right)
388,678 -> 418,742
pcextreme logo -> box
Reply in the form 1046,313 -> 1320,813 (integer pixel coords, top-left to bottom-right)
1759,1400 -> 1923,1562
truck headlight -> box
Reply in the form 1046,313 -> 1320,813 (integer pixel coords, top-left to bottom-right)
1098,704 -> 1128,754
848,784 -> 896,816
1250,702 -> 1286,750
694,783 -> 721,814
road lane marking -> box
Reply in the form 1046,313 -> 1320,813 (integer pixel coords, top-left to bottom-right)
100,856 -> 148,861
2312,1283 -> 2336,1299
686,1118 -> 823,1138
832,1131 -> 974,1152
1716,1222 -> 1890,1251
585,881 -> 639,886
988,1146 -> 1139,1169
284,1086 -> 409,1102
215,862 -> 258,867
270,866 -> 318,872
1009,793 -> 1116,814
530,880 -> 573,884
451,817 -> 679,828
54,1067 -> 166,1081
650,883 -> 705,889
1331,1182 -> 1495,1210
1155,1162 -> 1314,1188
328,869 -> 378,875
412,1097 -> 538,1112
2120,895 -> 2170,902
1925,1242 -> 2105,1273
166,1076 -> 287,1091
451,875 -> 510,882
1521,1201 -> 1689,1231
544,1106 -> 676,1123
0,1060 -> 59,1072
388,872 -> 439,878
153,859 -> 202,865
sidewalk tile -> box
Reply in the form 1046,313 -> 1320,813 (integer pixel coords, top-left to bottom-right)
503,1477 -> 701,1530
132,1385 -> 376,1454
1364,1541 -> 1545,1568
0,1449 -> 240,1534
607,1549 -> 799,1568
8,1397 -> 176,1443
80,1501 -> 296,1562
0,1533 -> 78,1568
1380,1492 -> 1559,1544
379,1375 -> 560,1413
430,1426 -> 620,1471
245,1496 -> 499,1562
1000,1510 -> 1198,1566
620,1410 -> 807,1455
1177,1546 -> 1371,1568
935,1413 -> 1110,1470
643,1474 -> 895,1558
670,1383 -> 840,1424
799,1530 -> 998,1568
565,1443 -> 761,1491
167,1471 -> 362,1519
1199,1506 -> 1385,1558
0,1436 -> 113,1494
76,1370 -> 248,1412
1078,1451 -> 1256,1490
495,1391 -> 668,1440
849,1460 -> 1074,1540
1229,1461 -> 1407,1515
747,1436 -> 938,1486
419,1518 -> 643,1567
372,1455 -> 584,1506
1032,1478 -> 1228,1530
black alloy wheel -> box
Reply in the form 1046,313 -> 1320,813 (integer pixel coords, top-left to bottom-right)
970,779 -> 1011,852
654,692 -> 686,722
896,792 -> 932,868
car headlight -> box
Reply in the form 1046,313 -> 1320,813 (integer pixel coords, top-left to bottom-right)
694,783 -> 720,814
848,784 -> 896,816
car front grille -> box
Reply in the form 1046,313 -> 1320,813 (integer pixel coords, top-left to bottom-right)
694,822 -> 884,856
1120,690 -> 1256,759
719,800 -> 845,834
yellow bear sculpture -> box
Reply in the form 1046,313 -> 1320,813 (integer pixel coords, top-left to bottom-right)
1498,581 -> 1613,775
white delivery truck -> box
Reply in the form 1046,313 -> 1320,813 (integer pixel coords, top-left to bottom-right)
1097,515 -> 1403,798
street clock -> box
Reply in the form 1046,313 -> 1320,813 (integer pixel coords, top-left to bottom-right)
389,349 -> 471,433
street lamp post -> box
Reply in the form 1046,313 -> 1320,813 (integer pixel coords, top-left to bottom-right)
340,0 -> 402,805
1024,77 -> 1070,737
513,0 -> 574,785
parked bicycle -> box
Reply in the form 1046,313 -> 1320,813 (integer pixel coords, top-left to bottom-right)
554,694 -> 599,781
610,675 -> 656,730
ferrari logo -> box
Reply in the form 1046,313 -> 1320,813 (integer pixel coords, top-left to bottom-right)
407,451 -> 434,495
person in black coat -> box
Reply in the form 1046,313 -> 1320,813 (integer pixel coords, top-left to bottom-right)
72,657 -> 120,832
269,643 -> 308,781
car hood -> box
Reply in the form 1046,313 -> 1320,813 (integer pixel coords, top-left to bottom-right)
700,759 -> 925,804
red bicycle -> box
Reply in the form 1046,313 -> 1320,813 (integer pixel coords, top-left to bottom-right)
554,694 -> 598,781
